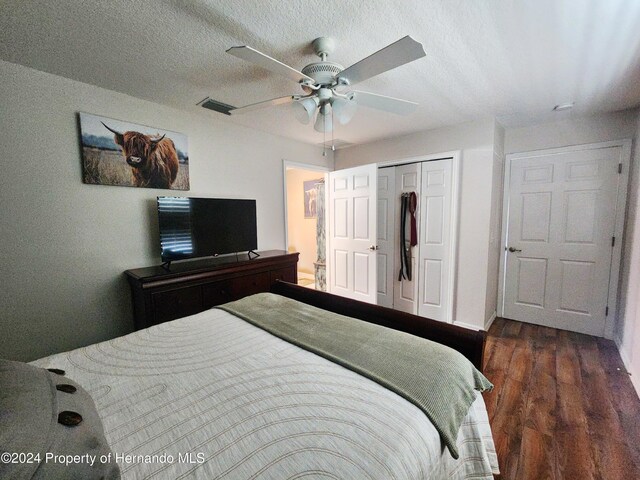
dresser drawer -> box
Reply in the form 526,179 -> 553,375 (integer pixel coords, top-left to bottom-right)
202,271 -> 271,308
270,266 -> 297,284
152,285 -> 203,325
232,272 -> 271,297
202,279 -> 234,308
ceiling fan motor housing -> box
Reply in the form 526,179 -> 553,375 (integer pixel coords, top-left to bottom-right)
301,62 -> 344,86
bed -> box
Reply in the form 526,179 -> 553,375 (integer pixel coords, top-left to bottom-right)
7,282 -> 498,479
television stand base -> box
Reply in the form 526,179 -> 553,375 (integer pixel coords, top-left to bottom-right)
161,261 -> 172,270
248,250 -> 260,259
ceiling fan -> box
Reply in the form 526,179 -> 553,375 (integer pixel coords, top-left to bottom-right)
226,36 -> 426,133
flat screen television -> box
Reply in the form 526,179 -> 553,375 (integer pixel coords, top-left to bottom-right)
157,196 -> 258,262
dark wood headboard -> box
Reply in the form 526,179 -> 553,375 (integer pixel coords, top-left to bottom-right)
270,281 -> 486,372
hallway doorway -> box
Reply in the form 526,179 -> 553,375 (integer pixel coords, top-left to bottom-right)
283,161 -> 329,291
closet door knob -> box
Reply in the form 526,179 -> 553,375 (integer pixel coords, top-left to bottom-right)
368,245 -> 379,251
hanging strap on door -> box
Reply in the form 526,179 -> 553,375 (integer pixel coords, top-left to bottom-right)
398,193 -> 408,281
408,192 -> 417,247
398,192 -> 418,281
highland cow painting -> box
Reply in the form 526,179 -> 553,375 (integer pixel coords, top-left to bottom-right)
79,113 -> 189,190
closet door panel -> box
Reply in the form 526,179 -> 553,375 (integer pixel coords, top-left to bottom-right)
393,163 -> 421,314
376,168 -> 396,307
418,159 -> 453,322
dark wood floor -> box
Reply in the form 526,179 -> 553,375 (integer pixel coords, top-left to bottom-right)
482,318 -> 640,480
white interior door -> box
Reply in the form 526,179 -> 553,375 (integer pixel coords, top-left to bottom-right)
377,167 -> 395,308
393,163 -> 421,314
502,146 -> 622,336
418,159 -> 453,322
328,164 -> 378,304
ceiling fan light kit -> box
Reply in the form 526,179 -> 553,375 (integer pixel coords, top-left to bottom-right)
314,103 -> 333,133
332,96 -> 358,125
292,96 -> 319,124
225,35 -> 426,135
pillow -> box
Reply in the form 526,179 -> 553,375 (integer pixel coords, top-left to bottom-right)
0,359 -> 120,479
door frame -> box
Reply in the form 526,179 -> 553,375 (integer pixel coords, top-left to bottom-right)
497,139 -> 632,339
282,160 -> 332,278
377,150 -> 461,323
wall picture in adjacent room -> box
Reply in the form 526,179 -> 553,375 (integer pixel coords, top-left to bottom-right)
78,113 -> 190,190
303,179 -> 322,218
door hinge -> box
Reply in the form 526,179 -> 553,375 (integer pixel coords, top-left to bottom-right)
606,306 -> 609,316
612,236 -> 616,247
618,163 -> 623,174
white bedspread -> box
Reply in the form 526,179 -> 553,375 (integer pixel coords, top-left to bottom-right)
32,307 -> 499,479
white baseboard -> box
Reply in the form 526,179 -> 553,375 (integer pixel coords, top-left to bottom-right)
616,337 -> 631,367
453,312 -> 496,332
632,370 -> 640,398
485,311 -> 497,331
614,336 -> 640,398
453,321 -> 482,331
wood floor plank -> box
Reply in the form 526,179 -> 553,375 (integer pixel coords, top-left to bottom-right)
516,427 -> 556,480
596,339 -> 640,472
502,320 -> 522,338
492,377 -> 527,479
486,318 -> 640,480
555,427 -> 598,480
483,367 -> 506,421
488,337 -> 518,373
556,380 -> 588,429
556,330 -> 582,386
523,369 -> 555,434
590,436 -> 638,480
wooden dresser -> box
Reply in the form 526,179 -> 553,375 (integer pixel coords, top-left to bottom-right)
125,250 -> 298,330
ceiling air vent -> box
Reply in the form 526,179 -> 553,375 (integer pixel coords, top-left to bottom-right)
198,97 -> 236,115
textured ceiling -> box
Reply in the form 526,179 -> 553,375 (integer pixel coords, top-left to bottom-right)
2,0 -> 640,147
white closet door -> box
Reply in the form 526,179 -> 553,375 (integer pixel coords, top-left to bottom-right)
327,164 -> 378,304
393,163 -> 421,314
418,159 -> 453,322
377,168 -> 395,308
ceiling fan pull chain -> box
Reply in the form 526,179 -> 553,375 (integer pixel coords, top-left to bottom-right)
323,117 -> 327,156
331,108 -> 335,151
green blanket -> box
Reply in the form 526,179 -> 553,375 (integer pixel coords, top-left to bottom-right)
217,293 -> 492,458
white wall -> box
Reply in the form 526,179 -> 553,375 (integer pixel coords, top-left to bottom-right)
335,119 -> 499,329
617,111 -> 640,396
0,60 -> 332,362
504,110 -> 638,154
484,122 -> 506,329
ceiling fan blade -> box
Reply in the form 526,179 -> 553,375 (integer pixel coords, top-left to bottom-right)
338,36 -> 426,86
227,46 -> 314,84
352,90 -> 418,115
230,95 -> 300,115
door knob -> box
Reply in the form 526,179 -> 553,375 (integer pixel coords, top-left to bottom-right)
508,246 -> 522,253
368,245 -> 379,251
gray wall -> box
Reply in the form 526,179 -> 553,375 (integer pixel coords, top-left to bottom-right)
0,60 -> 332,361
